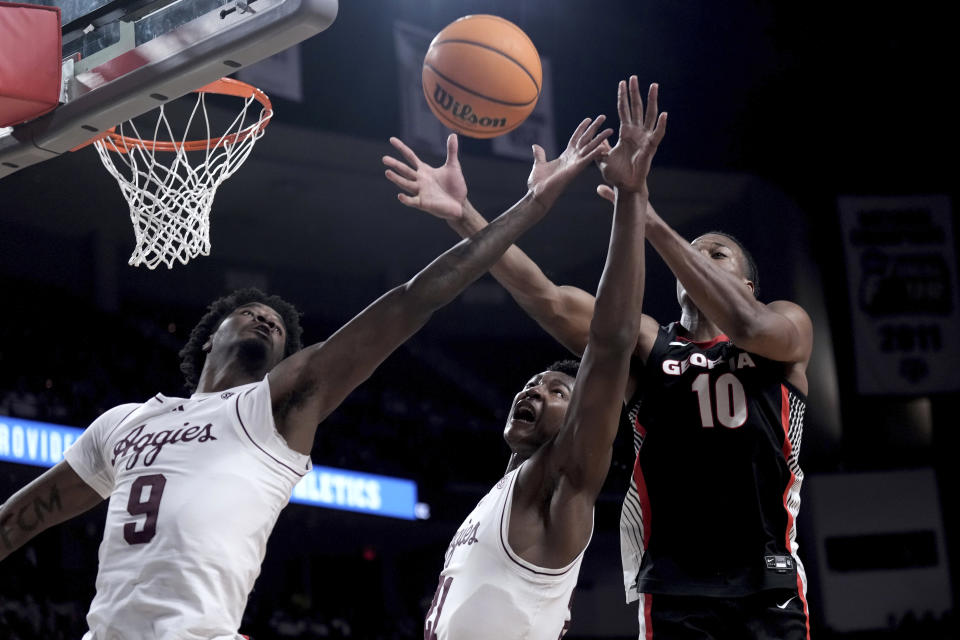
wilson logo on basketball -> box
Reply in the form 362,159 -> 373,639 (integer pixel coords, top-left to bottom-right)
431,85 -> 508,131
421,15 -> 541,139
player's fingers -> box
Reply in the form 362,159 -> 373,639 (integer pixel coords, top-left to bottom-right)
616,80 -> 630,125
389,136 -> 420,167
445,134 -> 459,166
581,128 -> 614,158
629,76 -> 643,124
644,83 -> 660,130
531,143 -> 547,163
594,139 -> 612,167
596,184 -> 616,203
651,112 -> 669,144
382,155 -> 419,181
385,169 -> 419,194
397,193 -> 421,208
577,115 -> 607,147
568,117 -> 593,147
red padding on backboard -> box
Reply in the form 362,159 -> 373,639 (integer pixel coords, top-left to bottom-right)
0,1 -> 62,127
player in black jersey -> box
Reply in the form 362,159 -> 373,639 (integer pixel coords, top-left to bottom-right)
385,118 -> 814,638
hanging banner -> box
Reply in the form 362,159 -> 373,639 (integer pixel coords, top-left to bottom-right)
838,195 -> 959,394
491,56 -> 557,161
393,20 -> 447,157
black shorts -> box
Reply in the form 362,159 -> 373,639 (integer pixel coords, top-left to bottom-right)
637,589 -> 810,640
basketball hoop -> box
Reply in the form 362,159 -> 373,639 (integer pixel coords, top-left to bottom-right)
90,78 -> 273,269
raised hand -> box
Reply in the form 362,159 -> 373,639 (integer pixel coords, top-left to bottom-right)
527,116 -> 613,208
598,77 -> 667,193
383,134 -> 467,221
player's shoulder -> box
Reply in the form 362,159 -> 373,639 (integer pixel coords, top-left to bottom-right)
85,402 -> 146,435
653,319 -> 683,341
766,299 -> 814,347
99,402 -> 146,421
766,299 -> 812,324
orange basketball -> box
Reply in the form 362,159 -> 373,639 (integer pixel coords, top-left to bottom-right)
422,15 -> 542,139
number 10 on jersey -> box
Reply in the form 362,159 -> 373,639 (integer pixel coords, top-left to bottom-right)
691,373 -> 747,428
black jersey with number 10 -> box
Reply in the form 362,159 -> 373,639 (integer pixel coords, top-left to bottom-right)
619,322 -> 807,599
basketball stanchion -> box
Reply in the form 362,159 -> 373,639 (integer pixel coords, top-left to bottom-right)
80,78 -> 272,269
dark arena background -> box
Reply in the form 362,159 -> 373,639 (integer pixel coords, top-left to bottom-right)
0,1 -> 957,638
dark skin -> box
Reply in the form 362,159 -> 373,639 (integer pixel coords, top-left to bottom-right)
391,105 -> 813,402
390,79 -> 816,565
388,76 -> 667,568
0,116 -> 613,562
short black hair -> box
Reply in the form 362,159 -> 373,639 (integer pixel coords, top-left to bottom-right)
546,359 -> 580,379
701,230 -> 760,299
178,288 -> 304,392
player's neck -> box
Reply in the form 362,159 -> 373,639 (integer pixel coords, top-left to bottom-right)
679,305 -> 723,342
195,359 -> 265,393
504,451 -> 528,475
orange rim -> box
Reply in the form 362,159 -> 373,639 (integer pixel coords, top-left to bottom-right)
73,78 -> 273,154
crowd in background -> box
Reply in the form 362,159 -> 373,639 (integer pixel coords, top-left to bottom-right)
0,279 -> 533,638
0,278 -> 954,638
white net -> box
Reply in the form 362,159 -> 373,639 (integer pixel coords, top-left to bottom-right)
93,85 -> 271,269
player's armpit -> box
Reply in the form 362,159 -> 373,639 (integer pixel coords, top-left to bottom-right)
632,314 -> 660,362
624,314 -> 661,399
0,461 -> 104,561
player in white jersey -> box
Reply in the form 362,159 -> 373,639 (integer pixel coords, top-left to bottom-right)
386,77 -> 667,639
0,114 -> 614,639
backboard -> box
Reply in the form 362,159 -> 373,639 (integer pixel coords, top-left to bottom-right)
0,0 -> 338,179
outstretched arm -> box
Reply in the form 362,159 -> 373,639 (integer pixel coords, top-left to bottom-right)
271,118 -> 612,454
545,76 -> 667,526
529,80 -> 667,557
0,461 -> 103,561
384,128 -> 603,358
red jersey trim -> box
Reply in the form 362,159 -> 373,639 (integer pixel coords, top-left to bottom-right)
675,334 -> 730,349
780,384 -> 811,639
643,593 -> 654,640
634,419 -> 652,551
779,385 -> 795,552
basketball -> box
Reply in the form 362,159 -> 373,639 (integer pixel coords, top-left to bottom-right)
421,15 -> 542,139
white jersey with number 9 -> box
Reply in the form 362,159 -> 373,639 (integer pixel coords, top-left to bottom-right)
64,376 -> 311,640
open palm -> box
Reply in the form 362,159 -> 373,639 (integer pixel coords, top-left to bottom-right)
526,116 -> 612,201
383,134 -> 466,221
598,77 -> 668,193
